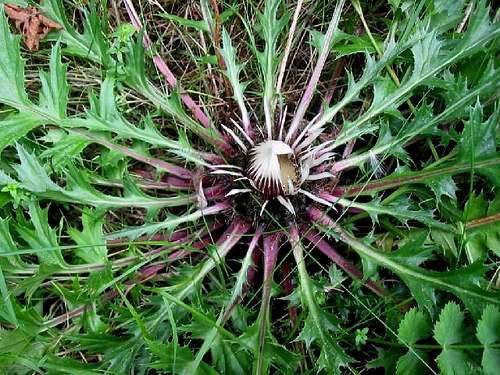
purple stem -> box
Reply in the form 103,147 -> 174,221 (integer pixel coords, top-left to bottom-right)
257,232 -> 282,369
263,233 -> 282,285
123,0 -> 211,129
285,0 -> 345,143
318,191 -> 363,213
45,222 -> 226,328
216,219 -> 251,249
305,230 -> 387,297
71,129 -> 193,179
246,226 -> 264,286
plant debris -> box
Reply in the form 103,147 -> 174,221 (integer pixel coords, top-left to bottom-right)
5,3 -> 62,51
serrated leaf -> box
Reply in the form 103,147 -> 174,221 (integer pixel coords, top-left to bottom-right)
476,305 -> 500,375
391,233 -> 434,267
0,7 -> 30,106
41,0 -> 110,65
428,176 -> 457,202
457,101 -> 500,186
292,233 -> 351,372
0,112 -> 42,152
396,350 -> 430,375
38,41 -> 68,119
68,208 -> 107,264
463,192 -> 500,260
220,28 -> 250,130
1,144 -> 196,210
15,201 -> 66,267
433,302 -> 469,374
0,217 -> 25,269
256,0 -> 289,129
316,220 -> 500,318
398,308 -> 431,345
395,308 -> 432,375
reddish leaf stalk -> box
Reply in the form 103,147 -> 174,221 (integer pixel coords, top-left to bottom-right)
286,0 -> 345,142
338,157 -> 500,197
257,232 -> 282,371
318,191 -> 363,213
305,231 -> 387,298
123,0 -> 211,129
70,128 -> 193,179
222,226 -> 264,323
216,219 -> 251,249
243,225 -> 263,282
466,213 -> 500,229
308,207 -> 391,296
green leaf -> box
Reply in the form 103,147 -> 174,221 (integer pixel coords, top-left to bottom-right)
256,0 -> 289,130
396,349 -> 430,375
292,233 -> 351,372
434,302 -> 470,375
1,144 -> 197,209
159,12 -> 209,32
0,263 -> 17,325
15,201 -> 66,267
395,308 -> 432,375
0,217 -> 25,268
41,0 -> 111,65
68,209 -> 107,264
316,221 -> 500,317
463,192 -> 500,260
38,41 -> 69,119
39,129 -> 90,170
476,305 -> 500,375
0,113 -> 42,152
220,28 -> 250,129
0,7 -> 30,106
457,101 -> 500,186
398,308 -> 431,345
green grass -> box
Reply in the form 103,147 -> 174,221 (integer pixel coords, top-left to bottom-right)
0,0 -> 499,374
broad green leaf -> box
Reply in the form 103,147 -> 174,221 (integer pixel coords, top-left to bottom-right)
395,308 -> 432,375
397,308 -> 431,345
0,113 -> 42,152
434,302 -> 469,375
476,305 -> 500,375
0,7 -> 30,106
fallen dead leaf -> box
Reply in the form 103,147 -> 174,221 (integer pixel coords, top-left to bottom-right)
4,3 -> 62,51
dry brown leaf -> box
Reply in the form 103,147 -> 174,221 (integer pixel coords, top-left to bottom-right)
4,3 -> 62,51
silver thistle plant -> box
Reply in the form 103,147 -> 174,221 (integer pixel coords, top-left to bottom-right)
0,0 -> 499,373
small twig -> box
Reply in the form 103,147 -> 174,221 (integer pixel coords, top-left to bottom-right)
457,2 -> 474,33
276,0 -> 304,95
